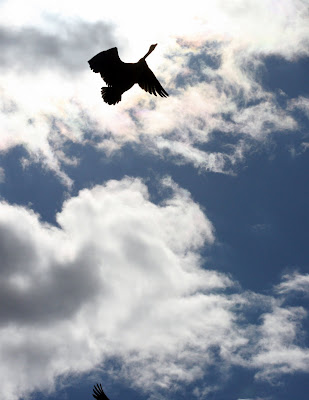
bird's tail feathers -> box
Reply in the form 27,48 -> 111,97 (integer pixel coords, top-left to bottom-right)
101,87 -> 122,105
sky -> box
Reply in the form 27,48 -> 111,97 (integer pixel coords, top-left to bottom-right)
0,1 -> 309,399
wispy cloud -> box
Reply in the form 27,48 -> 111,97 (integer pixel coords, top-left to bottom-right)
275,272 -> 309,295
251,304 -> 309,380
238,398 -> 270,400
0,0 -> 308,182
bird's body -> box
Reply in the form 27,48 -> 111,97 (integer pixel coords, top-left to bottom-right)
88,44 -> 168,105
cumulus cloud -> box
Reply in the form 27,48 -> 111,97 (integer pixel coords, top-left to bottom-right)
0,177 -> 220,399
0,177 -> 308,399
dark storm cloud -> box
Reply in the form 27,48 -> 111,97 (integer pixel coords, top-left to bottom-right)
0,20 -> 119,73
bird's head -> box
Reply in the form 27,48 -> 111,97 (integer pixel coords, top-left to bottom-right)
142,44 -> 158,60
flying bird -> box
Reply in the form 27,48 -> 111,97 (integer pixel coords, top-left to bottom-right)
88,44 -> 169,105
92,383 -> 110,400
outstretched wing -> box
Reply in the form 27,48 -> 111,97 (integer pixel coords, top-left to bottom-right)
88,48 -> 123,86
92,383 -> 110,400
137,60 -> 169,98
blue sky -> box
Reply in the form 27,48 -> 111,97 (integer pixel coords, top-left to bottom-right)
0,1 -> 309,400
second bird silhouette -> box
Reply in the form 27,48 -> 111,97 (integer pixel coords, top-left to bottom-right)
88,44 -> 169,105
92,383 -> 110,400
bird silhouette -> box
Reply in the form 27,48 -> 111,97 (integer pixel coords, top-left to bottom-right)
92,383 -> 110,400
88,44 -> 169,105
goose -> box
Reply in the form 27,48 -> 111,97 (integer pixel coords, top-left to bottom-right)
88,44 -> 169,105
92,383 -> 110,400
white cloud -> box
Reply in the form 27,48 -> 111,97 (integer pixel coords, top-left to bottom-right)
288,96 -> 309,118
0,178 -> 308,399
251,305 -> 309,380
275,272 -> 309,295
237,398 -> 270,400
0,177 -> 224,399
0,0 -> 307,181
302,142 -> 309,151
